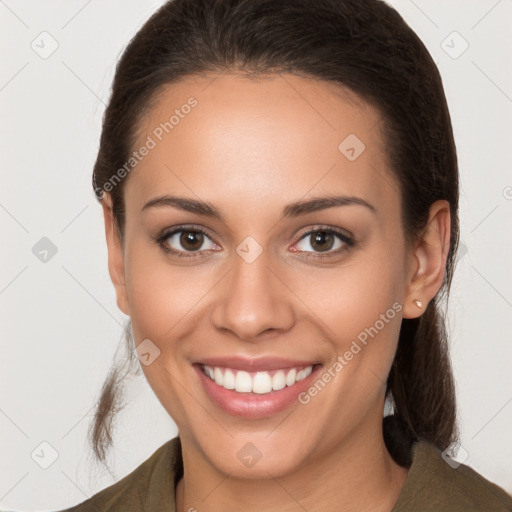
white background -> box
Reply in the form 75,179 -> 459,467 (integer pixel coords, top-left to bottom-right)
1,0 -> 511,510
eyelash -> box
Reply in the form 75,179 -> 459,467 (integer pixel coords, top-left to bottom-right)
155,224 -> 355,260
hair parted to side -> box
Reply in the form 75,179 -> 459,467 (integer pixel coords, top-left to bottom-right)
89,0 -> 459,468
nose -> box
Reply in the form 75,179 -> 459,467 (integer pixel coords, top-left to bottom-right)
211,247 -> 295,342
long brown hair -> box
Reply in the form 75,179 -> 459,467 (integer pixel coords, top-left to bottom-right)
89,0 -> 459,468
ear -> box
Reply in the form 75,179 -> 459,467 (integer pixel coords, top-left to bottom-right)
101,195 -> 130,316
402,199 -> 451,319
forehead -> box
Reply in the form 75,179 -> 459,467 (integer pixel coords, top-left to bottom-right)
126,72 -> 398,216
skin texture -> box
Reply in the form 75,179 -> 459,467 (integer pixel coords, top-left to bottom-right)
102,73 -> 451,512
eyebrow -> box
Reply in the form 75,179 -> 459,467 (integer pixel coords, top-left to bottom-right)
141,194 -> 376,221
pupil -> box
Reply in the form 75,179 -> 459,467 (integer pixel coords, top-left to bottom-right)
312,231 -> 333,252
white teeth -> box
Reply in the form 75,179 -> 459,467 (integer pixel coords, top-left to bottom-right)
202,365 -> 314,394
285,368 -> 296,386
253,372 -> 273,394
235,371 -> 252,393
223,369 -> 235,390
296,366 -> 313,381
214,367 -> 223,386
272,370 -> 286,391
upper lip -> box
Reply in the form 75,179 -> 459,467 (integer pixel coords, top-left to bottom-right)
196,356 -> 319,372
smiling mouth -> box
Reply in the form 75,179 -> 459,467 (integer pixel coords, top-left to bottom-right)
200,364 -> 314,394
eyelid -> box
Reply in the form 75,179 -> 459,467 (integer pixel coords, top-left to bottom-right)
295,224 -> 354,242
157,224 -> 216,242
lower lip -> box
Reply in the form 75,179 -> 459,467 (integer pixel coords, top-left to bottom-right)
194,364 -> 321,419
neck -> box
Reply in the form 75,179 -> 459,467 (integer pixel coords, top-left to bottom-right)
175,424 -> 409,512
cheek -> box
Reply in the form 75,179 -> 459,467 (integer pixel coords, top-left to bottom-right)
294,240 -> 405,381
300,250 -> 403,336
123,240 -> 214,341
122,243 -> 210,423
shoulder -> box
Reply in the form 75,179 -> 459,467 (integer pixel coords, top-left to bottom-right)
393,440 -> 512,512
55,437 -> 181,512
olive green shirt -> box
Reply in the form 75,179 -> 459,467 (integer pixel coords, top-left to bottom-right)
57,437 -> 512,511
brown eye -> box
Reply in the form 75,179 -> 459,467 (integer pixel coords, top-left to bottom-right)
309,231 -> 335,252
293,227 -> 354,258
179,230 -> 205,251
158,226 -> 218,256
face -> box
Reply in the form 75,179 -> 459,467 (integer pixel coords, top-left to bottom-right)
106,72 -> 419,478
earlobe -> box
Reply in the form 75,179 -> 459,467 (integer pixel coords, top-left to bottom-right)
101,195 -> 130,316
402,200 -> 451,319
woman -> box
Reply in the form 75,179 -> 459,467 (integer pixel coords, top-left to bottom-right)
56,0 -> 512,510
